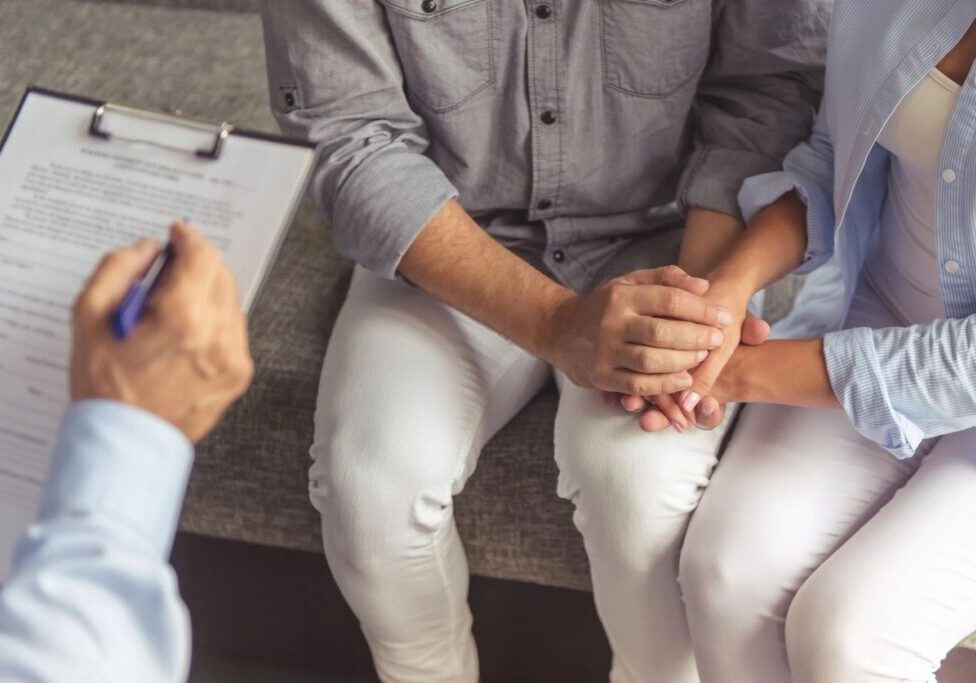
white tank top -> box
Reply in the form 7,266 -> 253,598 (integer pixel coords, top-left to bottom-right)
865,68 -> 959,325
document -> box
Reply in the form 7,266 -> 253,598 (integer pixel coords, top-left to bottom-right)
0,89 -> 314,576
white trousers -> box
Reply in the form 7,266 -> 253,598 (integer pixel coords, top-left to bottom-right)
310,267 -> 976,682
679,281 -> 976,683
310,267 -> 728,682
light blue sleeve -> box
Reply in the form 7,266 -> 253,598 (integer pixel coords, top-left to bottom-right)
0,400 -> 194,683
737,96 -> 837,275
824,316 -> 976,459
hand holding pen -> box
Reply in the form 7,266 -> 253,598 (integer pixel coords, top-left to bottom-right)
70,222 -> 254,443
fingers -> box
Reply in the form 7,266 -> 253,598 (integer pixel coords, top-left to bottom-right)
607,370 -> 693,397
649,392 -> 690,432
694,396 -> 725,430
630,286 -> 733,328
638,407 -> 671,433
679,343 -> 735,414
153,222 -> 222,310
655,266 -> 711,296
740,313 -> 771,346
619,394 -> 645,412
623,316 -> 724,351
73,237 -> 160,323
150,223 -> 223,341
209,264 -> 254,396
621,266 -> 710,295
614,345 -> 707,374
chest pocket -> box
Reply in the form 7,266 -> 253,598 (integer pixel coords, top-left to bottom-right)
378,0 -> 494,113
600,0 -> 711,98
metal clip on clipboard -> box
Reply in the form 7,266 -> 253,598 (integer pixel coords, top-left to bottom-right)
88,102 -> 234,160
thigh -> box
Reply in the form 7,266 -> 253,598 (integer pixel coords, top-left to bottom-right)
683,403 -> 919,605
788,428 -> 976,682
314,266 -> 550,489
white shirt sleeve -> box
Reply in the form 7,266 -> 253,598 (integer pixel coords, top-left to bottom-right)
0,400 -> 194,683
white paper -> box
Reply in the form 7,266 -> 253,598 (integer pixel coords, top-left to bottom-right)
0,92 -> 314,576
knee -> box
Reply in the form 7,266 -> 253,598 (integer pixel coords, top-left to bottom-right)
308,415 -> 459,570
678,520 -> 771,628
785,576 -> 873,683
561,442 -> 712,575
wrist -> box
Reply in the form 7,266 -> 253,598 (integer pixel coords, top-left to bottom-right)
716,344 -> 762,404
535,286 -> 577,363
703,275 -> 754,317
707,263 -> 762,305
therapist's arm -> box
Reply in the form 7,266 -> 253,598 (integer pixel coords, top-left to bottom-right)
0,224 -> 253,683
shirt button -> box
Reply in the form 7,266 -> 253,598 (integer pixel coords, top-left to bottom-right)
541,110 -> 558,125
553,250 -> 565,263
943,169 -> 957,183
945,260 -> 961,274
537,198 -> 553,210
535,4 -> 552,18
421,0 -> 437,12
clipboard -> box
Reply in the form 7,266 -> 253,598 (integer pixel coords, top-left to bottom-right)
0,85 -> 317,312
0,86 -> 318,578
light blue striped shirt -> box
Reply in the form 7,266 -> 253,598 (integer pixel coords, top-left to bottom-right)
0,401 -> 193,683
739,0 -> 976,459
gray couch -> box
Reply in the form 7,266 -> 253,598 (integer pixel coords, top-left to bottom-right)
6,0 -> 975,651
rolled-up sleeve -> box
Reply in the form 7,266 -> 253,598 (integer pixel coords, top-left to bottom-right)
259,1 -> 459,278
678,0 -> 830,221
738,97 -> 838,274
823,316 -> 976,458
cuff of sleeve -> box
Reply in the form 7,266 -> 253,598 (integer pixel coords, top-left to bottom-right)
823,328 -> 925,459
331,147 -> 460,280
738,170 -> 835,275
39,400 -> 194,558
678,146 -> 781,221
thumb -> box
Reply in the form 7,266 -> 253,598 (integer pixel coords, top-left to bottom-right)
741,313 -> 771,346
622,266 -> 710,295
679,346 -> 732,414
75,237 -> 160,318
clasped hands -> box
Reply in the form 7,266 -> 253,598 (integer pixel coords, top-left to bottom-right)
547,265 -> 768,433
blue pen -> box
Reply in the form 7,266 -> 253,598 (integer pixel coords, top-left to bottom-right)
110,242 -> 175,340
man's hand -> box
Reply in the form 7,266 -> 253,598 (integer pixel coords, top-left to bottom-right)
617,312 -> 769,432
546,266 -> 733,396
70,223 -> 254,443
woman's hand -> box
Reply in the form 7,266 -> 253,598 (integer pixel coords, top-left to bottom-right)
674,279 -> 754,413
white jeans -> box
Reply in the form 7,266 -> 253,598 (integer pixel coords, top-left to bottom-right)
310,267 -> 729,682
679,280 -> 976,683
680,405 -> 976,683
310,267 -> 976,683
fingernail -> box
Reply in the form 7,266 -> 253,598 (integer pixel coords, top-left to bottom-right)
696,350 -> 708,362
671,421 -> 685,434
716,309 -> 733,327
681,391 -> 701,413
678,375 -> 693,390
709,330 -> 724,348
700,401 -> 716,417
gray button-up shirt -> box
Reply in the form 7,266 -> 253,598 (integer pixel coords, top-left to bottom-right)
260,0 -> 829,292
